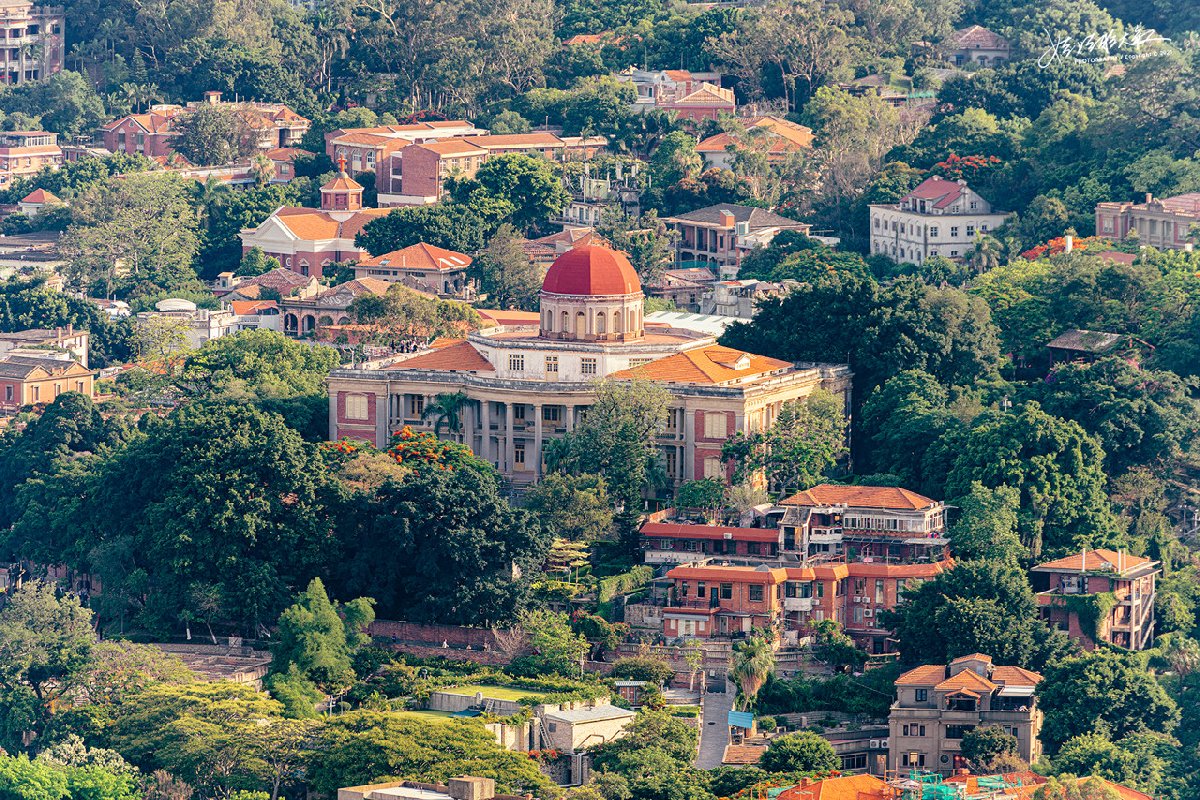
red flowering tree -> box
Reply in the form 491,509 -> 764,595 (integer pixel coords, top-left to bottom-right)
933,153 -> 1002,181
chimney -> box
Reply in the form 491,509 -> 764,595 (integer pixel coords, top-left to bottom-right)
1064,234 -> 1073,253
66,323 -> 73,335
720,210 -> 735,228
1145,192 -> 1153,204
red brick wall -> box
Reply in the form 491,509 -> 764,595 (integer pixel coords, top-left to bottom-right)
400,145 -> 442,198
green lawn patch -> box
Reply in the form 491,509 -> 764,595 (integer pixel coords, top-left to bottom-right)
440,684 -> 548,702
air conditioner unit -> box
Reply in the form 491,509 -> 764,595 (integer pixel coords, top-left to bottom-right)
723,532 -> 733,540
869,739 -> 881,749
863,609 -> 873,618
880,739 -> 890,749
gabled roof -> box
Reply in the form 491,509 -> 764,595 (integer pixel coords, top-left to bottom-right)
950,653 -> 993,665
895,664 -> 947,686
664,204 -> 805,230
1032,548 -> 1155,576
990,666 -> 1043,687
641,522 -> 781,543
393,340 -> 494,373
1045,328 -> 1124,353
672,85 -> 736,106
936,668 -> 997,693
270,207 -> 390,242
947,25 -> 1010,50
902,176 -> 968,209
235,267 -> 317,295
0,354 -> 85,379
780,484 -> 938,511
609,345 -> 792,386
359,242 -> 473,272
230,300 -> 279,315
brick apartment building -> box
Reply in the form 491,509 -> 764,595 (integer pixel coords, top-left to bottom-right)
646,485 -> 953,652
1031,549 -> 1159,651
0,130 -> 61,188
889,654 -> 1043,775
0,0 -> 63,86
101,92 -> 310,161
662,564 -> 786,638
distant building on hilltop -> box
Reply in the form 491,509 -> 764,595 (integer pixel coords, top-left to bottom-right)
0,1 -> 64,86
869,176 -> 1008,264
1095,192 -> 1200,250
943,25 -> 1010,67
0,130 -> 61,189
663,204 -> 811,278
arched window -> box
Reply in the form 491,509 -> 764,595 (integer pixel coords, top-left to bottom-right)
613,309 -> 623,333
576,311 -> 586,336
561,311 -> 569,334
596,313 -> 606,335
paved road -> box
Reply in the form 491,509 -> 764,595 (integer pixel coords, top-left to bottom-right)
695,678 -> 734,769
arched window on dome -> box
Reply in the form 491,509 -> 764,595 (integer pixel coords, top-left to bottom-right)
613,310 -> 622,333
596,313 -> 606,335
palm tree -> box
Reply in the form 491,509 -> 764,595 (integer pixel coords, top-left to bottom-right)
421,391 -> 472,438
968,235 -> 1002,273
729,633 -> 776,710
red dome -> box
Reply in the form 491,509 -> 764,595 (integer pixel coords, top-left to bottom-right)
541,245 -> 642,296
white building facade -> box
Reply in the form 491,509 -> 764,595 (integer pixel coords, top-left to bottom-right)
869,177 -> 1008,264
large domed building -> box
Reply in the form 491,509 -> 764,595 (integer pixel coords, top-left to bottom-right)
328,244 -> 851,486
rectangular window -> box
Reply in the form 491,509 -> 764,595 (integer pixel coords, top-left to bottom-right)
841,754 -> 867,771
749,584 -> 764,602
32,386 -> 39,401
929,226 -> 939,237
902,753 -> 926,767
4,385 -> 12,401
509,354 -> 525,371
665,449 -> 677,476
545,355 -> 558,373
720,583 -> 733,600
581,358 -> 597,375
966,225 -> 976,237
816,582 -> 824,598
703,412 -> 727,439
853,606 -> 864,623
514,442 -> 526,466
542,406 -> 561,422
703,457 -> 724,480
407,395 -> 424,417
950,226 -> 960,237
875,579 -> 885,604
915,689 -> 928,702
513,404 -> 526,421
697,582 -> 706,598
854,578 -> 866,596
345,394 -> 369,420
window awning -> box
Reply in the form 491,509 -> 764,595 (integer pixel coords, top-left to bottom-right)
728,710 -> 755,730
997,685 -> 1035,697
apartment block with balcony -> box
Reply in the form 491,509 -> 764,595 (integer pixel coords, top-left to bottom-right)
0,130 -> 61,188
1031,549 -> 1159,651
0,1 -> 62,87
662,564 -> 786,638
889,654 -> 1043,776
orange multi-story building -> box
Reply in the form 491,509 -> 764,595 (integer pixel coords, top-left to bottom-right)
1031,549 -> 1159,651
662,564 -> 786,638
647,484 -> 953,652
0,354 -> 92,410
0,130 -> 61,188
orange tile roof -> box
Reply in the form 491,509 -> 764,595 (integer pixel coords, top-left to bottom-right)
721,744 -> 766,765
272,207 -> 390,242
265,147 -> 314,161
781,484 -> 938,511
360,242 -> 473,272
935,668 -> 997,693
785,564 -> 851,581
20,188 -> 61,204
464,133 -> 564,148
1033,549 -> 1154,575
951,653 -> 993,664
775,774 -> 890,800
642,522 -> 781,543
332,131 -> 398,146
664,69 -> 693,82
230,300 -> 278,315
674,85 -> 736,106
609,344 -> 791,385
415,139 -> 488,156
990,666 -> 1043,687
843,560 -> 952,579
322,173 -> 363,192
394,340 -> 494,373
666,565 -> 788,584
475,309 -> 541,326
895,664 -> 947,686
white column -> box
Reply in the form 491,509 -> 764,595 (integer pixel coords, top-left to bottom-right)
505,402 -> 516,476
534,404 -> 543,479
683,409 -> 696,480
481,400 -> 492,464
374,393 -> 388,449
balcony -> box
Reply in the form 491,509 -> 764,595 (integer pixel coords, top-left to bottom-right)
784,597 -> 815,612
938,710 -> 981,723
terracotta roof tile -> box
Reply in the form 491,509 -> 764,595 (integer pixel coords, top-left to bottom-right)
780,484 -> 937,511
721,745 -> 766,765
990,666 -> 1043,687
1032,549 -> 1154,575
935,668 -> 997,693
464,133 -> 564,148
475,309 -> 541,326
950,653 -> 993,664
610,344 -> 791,385
20,188 -> 61,204
360,243 -> 473,272
414,139 -> 488,156
394,340 -> 494,373
775,774 -> 890,800
642,522 -> 781,543
666,565 -> 788,584
895,664 -> 947,686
